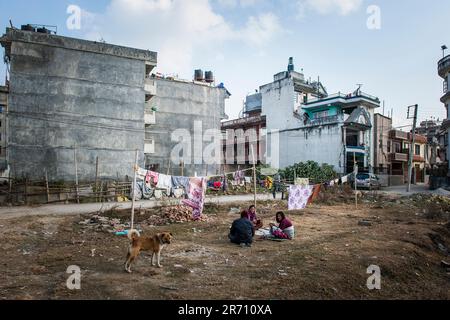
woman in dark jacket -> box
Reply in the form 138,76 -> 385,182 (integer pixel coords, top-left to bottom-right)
229,211 -> 255,247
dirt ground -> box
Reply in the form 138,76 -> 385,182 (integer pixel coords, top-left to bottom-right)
1,191 -> 449,300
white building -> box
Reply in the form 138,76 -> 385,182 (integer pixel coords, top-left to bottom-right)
438,51 -> 450,172
262,58 -> 380,174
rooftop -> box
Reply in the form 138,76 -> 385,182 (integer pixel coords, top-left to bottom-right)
1,27 -> 157,63
303,91 -> 380,110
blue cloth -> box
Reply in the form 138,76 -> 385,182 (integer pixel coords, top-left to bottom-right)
171,176 -> 190,193
229,218 -> 254,244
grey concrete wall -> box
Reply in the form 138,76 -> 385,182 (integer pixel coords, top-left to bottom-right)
7,33 -> 152,181
145,78 -> 228,176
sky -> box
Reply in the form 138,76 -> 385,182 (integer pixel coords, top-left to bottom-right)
0,0 -> 448,128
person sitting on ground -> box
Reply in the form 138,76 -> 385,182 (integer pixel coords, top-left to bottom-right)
229,211 -> 255,247
269,211 -> 295,240
245,205 -> 263,230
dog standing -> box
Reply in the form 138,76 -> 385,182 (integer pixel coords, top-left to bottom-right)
124,230 -> 173,273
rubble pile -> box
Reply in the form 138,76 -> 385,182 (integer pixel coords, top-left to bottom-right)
78,214 -> 129,233
145,205 -> 208,226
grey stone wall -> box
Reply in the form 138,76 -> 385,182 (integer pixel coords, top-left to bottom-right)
5,30 -> 156,181
145,78 -> 228,176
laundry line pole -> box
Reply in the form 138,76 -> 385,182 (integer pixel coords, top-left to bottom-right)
251,145 -> 257,208
131,149 -> 139,231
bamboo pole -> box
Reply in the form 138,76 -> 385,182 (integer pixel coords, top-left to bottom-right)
74,146 -> 80,204
95,156 -> 99,202
251,145 -> 257,208
44,169 -> 50,203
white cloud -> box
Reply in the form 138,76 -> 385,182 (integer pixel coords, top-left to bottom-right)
239,13 -> 284,46
297,0 -> 362,18
217,0 -> 263,9
81,0 -> 283,76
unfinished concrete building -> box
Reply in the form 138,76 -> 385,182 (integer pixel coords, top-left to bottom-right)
0,85 -> 7,174
144,73 -> 230,176
0,27 -> 157,181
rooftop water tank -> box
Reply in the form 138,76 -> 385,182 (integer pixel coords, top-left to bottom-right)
205,71 -> 214,83
36,27 -> 51,34
194,69 -> 204,81
288,57 -> 295,73
21,24 -> 36,32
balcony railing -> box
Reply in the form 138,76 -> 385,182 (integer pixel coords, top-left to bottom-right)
304,114 -> 342,127
305,91 -> 380,105
390,130 -> 409,140
390,152 -> 408,162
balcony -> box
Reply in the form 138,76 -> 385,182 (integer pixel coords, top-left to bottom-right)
438,55 -> 450,78
145,111 -> 156,125
390,153 -> 408,162
390,130 -> 409,140
145,78 -> 157,97
144,139 -> 155,154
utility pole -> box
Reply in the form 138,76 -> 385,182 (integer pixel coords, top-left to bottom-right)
407,104 -> 418,193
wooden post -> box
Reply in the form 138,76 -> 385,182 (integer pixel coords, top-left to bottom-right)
44,169 -> 50,203
131,150 -> 139,231
181,160 -> 184,177
95,156 -> 99,202
167,159 -> 171,175
251,145 -> 257,208
8,168 -> 12,204
74,146 -> 80,204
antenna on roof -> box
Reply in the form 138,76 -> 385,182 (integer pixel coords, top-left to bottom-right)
9,19 -> 14,28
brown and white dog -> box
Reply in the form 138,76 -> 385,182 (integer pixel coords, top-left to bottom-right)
124,229 -> 173,273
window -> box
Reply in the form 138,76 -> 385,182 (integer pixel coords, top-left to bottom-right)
387,141 -> 391,153
415,144 -> 421,156
394,142 -> 401,153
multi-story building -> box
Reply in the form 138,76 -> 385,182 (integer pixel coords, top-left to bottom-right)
144,73 -> 230,176
373,113 -> 393,174
388,130 -> 427,185
285,91 -> 380,174
221,91 -> 266,171
0,85 -> 7,175
222,57 -> 381,175
438,50 -> 450,175
0,26 -> 157,181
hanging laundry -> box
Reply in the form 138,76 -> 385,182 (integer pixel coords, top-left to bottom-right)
171,176 -> 190,194
307,184 -> 322,205
182,177 -> 207,220
131,181 -> 152,200
234,170 -> 245,184
136,167 -> 147,181
156,173 -> 173,195
147,171 -> 159,185
288,185 -> 314,210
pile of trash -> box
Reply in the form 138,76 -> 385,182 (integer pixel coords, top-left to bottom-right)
145,205 -> 208,226
78,214 -> 130,233
406,194 -> 450,219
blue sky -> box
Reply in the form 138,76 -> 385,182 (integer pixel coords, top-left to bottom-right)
1,0 -> 448,127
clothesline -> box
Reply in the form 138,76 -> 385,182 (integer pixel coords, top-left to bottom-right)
134,165 -> 255,180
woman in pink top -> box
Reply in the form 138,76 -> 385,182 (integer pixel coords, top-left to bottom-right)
269,211 -> 295,239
